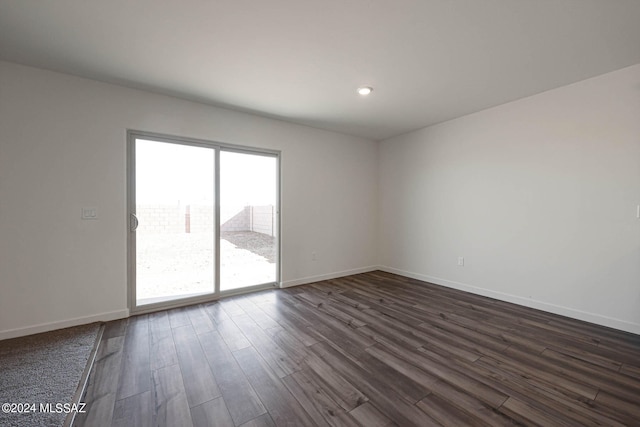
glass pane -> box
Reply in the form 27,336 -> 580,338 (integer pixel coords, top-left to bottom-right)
220,151 -> 277,291
135,139 -> 215,305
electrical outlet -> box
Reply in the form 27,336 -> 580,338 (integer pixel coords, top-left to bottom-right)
312,251 -> 317,261
457,256 -> 464,266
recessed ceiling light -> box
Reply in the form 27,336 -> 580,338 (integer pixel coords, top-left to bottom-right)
357,86 -> 373,96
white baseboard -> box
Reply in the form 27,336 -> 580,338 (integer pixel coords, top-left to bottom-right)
379,266 -> 640,335
0,309 -> 130,341
281,266 -> 379,288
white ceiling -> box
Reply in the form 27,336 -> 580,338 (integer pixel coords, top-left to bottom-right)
1,1 -> 639,141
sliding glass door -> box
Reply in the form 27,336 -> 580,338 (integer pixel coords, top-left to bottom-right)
132,139 -> 215,306
220,151 -> 278,291
128,132 -> 279,311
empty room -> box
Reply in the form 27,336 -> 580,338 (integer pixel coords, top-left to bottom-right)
1,1 -> 639,426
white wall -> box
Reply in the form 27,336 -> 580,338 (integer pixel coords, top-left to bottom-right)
380,64 -> 640,334
0,61 -> 378,339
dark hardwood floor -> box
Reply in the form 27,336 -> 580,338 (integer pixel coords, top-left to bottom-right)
74,271 -> 640,426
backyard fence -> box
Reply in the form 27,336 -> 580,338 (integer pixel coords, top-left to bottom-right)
136,204 -> 275,236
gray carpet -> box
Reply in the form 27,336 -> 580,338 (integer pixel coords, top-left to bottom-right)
0,323 -> 100,427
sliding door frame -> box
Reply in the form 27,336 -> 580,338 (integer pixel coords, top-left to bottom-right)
126,129 -> 281,315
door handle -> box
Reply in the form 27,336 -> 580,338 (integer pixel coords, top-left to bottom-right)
130,213 -> 139,231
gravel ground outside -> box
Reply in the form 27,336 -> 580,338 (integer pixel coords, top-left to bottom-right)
136,231 -> 276,302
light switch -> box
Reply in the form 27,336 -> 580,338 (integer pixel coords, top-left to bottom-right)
81,207 -> 98,220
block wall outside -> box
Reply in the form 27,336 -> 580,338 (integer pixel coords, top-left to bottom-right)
136,204 -> 275,235
220,206 -> 250,232
251,205 -> 275,236
190,205 -> 215,233
136,204 -> 183,233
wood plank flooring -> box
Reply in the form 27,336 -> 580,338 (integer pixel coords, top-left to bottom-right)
73,271 -> 640,426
